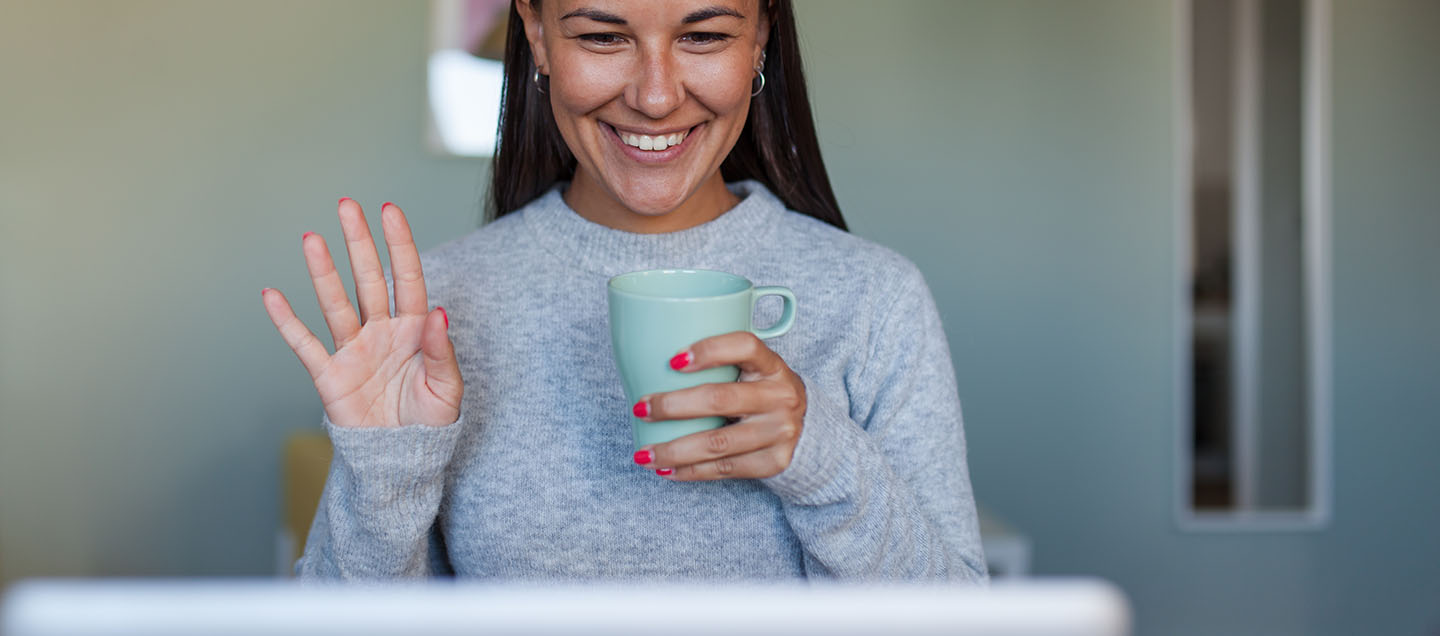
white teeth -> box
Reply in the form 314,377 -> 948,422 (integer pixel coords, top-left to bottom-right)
618,128 -> 687,151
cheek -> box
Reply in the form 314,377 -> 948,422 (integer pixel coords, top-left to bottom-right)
547,51 -> 625,121
545,47 -> 756,126
685,55 -> 754,116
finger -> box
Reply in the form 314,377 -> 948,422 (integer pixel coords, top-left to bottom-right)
260,288 -> 332,380
301,231 -> 363,350
336,198 -> 390,324
421,307 -> 463,408
639,379 -> 793,422
672,331 -> 785,378
380,203 -> 428,317
662,443 -> 794,481
643,413 -> 798,470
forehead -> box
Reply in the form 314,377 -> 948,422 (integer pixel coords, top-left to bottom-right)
545,0 -> 759,24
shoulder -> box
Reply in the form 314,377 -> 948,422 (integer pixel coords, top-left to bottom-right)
427,211 -> 526,261
771,209 -> 930,302
410,208 -> 531,297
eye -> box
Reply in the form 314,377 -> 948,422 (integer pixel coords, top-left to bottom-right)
578,32 -> 626,46
681,32 -> 732,45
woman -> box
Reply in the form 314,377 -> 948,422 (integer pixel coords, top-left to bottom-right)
261,0 -> 987,581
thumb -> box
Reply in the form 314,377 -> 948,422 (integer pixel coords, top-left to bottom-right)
421,306 -> 463,404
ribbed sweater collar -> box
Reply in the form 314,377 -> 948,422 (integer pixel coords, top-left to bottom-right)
522,179 -> 784,276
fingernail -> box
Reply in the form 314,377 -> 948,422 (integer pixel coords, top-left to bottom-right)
633,449 -> 653,465
301,231 -> 315,242
438,306 -> 448,328
670,351 -> 692,370
382,201 -> 394,211
656,468 -> 674,476
261,287 -> 271,297
338,197 -> 352,205
632,400 -> 650,418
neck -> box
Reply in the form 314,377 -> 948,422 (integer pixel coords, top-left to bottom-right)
563,170 -> 741,234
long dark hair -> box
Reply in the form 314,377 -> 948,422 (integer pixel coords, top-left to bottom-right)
486,0 -> 847,232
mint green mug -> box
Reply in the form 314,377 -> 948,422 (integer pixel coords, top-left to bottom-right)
608,269 -> 797,449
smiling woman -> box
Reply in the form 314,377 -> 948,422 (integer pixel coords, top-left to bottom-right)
267,0 -> 988,583
519,0 -> 762,226
492,0 -> 844,233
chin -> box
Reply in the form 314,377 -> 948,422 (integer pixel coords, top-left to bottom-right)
611,177 -> 698,216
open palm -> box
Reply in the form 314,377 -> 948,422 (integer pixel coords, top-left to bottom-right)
261,199 -> 463,429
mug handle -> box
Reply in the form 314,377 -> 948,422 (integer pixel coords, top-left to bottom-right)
751,286 -> 797,339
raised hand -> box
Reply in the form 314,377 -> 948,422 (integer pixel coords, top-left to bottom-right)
261,198 -> 463,429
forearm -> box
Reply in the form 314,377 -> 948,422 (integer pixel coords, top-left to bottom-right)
762,378 -> 988,581
294,413 -> 463,579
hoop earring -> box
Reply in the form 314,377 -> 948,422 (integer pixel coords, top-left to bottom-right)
533,68 -> 548,94
750,51 -> 767,97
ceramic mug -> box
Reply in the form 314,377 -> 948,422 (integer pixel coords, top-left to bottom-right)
608,269 -> 797,449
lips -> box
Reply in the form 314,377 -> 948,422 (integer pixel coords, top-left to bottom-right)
617,129 -> 687,151
601,122 -> 701,164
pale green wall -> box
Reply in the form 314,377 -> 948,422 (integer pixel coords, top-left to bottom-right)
0,0 -> 487,577
2,1 -> 1437,635
799,2 -> 1440,635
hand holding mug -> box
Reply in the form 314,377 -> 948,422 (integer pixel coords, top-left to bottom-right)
608,268 -> 802,480
631,331 -> 807,481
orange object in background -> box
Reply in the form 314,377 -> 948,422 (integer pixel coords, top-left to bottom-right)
281,432 -> 332,571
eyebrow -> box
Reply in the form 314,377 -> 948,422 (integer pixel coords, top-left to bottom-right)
560,8 -> 626,24
682,7 -> 745,24
559,6 -> 745,26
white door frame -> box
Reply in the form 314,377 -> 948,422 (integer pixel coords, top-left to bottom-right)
1173,0 -> 1333,531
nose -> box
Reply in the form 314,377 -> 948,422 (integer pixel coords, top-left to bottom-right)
625,46 -> 684,120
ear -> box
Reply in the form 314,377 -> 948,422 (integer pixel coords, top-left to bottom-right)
514,0 -> 550,72
754,0 -> 773,64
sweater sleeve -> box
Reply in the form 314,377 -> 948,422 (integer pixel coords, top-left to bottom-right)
293,412 -> 464,579
759,265 -> 989,582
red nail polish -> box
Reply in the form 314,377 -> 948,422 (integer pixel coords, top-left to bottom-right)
670,351 -> 692,370
633,449 -> 653,465
438,306 -> 448,328
339,197 -> 352,205
382,201 -> 394,211
656,468 -> 674,476
633,400 -> 649,418
301,231 -> 315,242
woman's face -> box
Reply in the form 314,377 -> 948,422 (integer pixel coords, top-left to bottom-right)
518,0 -> 768,217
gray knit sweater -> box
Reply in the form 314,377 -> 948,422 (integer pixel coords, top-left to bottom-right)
296,180 -> 988,582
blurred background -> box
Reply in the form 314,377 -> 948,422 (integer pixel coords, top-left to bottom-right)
1,1 -> 1436,634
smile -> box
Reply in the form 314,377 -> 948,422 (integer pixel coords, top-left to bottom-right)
602,122 -> 700,163
619,129 -> 687,151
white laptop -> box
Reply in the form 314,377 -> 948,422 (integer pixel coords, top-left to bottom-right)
2,578 -> 1129,636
